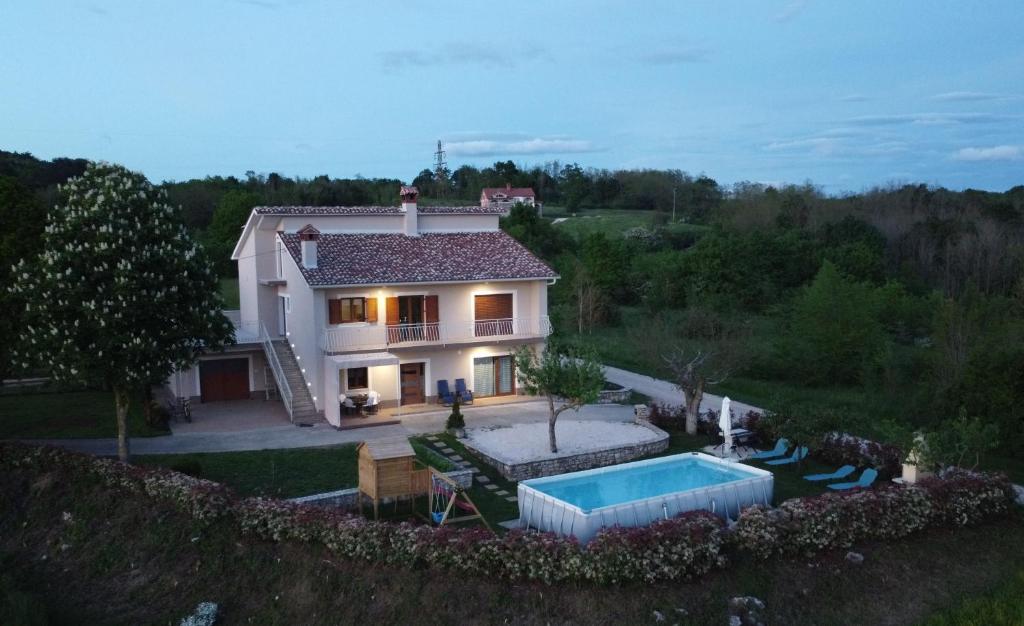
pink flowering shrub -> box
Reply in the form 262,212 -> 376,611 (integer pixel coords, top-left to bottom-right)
817,433 -> 903,478
1,442 -> 1015,584
731,474 -> 1013,559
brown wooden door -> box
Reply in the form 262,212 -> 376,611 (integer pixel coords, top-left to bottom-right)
399,363 -> 424,405
199,358 -> 250,402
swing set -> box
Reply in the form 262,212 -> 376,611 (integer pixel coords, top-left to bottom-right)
422,467 -> 492,531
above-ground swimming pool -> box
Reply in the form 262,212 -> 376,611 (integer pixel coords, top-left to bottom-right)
517,452 -> 773,543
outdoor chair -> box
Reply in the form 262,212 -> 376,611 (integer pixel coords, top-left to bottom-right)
749,438 -> 790,460
765,446 -> 809,465
437,380 -> 455,406
339,394 -> 356,416
364,390 -> 381,415
454,379 -> 474,404
827,468 -> 878,490
803,465 -> 856,481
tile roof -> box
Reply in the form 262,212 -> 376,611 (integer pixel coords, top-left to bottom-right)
482,187 -> 536,199
280,231 -> 558,286
253,205 -> 506,216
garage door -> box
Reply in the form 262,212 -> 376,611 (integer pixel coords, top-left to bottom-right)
199,358 -> 250,402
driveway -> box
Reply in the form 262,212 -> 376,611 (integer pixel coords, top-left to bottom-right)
22,400 -> 634,456
19,365 -> 753,456
601,364 -> 763,416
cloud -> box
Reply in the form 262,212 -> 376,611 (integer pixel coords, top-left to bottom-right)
838,94 -> 871,102
774,0 -> 809,22
952,145 -> 1022,162
846,112 -> 1009,126
929,91 -> 1018,102
764,137 -> 840,156
379,43 -> 547,72
445,136 -> 597,157
638,47 -> 710,65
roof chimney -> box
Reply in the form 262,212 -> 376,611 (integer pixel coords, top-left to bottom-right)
298,224 -> 319,269
400,185 -> 419,237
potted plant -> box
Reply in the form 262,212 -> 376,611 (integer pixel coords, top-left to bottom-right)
446,399 -> 466,438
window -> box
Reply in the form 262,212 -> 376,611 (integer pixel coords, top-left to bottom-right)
473,355 -> 515,397
329,297 -> 366,324
346,367 -> 368,390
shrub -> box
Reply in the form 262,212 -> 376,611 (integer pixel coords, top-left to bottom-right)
818,432 -> 903,478
445,400 -> 465,430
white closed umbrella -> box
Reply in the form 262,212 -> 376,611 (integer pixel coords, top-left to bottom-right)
719,396 -> 733,456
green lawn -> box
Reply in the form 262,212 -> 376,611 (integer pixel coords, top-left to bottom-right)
137,441 -> 453,499
0,390 -> 169,439
922,571 -> 1024,626
219,277 -> 240,309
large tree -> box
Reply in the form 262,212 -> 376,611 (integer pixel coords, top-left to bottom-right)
514,342 -> 604,453
10,162 -> 234,461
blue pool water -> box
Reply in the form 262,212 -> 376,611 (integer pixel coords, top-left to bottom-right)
524,455 -> 760,513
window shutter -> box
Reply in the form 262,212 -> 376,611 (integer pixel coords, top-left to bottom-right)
365,297 -> 378,323
386,297 -> 399,325
425,295 -> 439,324
328,299 -> 342,325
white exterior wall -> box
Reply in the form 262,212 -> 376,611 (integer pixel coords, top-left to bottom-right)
278,247 -> 322,408
417,214 -> 500,232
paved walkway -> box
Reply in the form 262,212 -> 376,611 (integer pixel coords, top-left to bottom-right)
22,400 -> 634,456
17,366 -> 754,457
601,364 -> 763,416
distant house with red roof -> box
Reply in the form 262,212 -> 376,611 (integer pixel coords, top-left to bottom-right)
480,184 -> 537,210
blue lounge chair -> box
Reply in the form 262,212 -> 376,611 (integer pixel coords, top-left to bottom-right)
827,468 -> 878,491
766,446 -> 809,465
436,380 -> 455,406
749,438 -> 790,460
803,465 -> 856,482
454,378 -> 474,405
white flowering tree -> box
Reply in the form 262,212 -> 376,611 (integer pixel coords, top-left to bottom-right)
10,162 -> 234,461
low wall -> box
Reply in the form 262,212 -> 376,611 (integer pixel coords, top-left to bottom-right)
290,468 -> 474,510
465,422 -> 670,482
596,386 -> 632,404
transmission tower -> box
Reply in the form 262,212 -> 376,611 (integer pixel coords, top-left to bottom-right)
433,140 -> 448,198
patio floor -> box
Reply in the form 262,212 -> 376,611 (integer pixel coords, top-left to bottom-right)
170,398 -> 291,434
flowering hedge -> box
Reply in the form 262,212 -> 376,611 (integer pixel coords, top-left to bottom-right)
3,442 -> 1014,584
816,432 -> 903,478
731,472 -> 1016,558
0,442 -> 722,584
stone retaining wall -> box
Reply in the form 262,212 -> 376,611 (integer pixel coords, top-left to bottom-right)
596,387 -> 632,404
464,422 -> 670,481
291,468 -> 474,510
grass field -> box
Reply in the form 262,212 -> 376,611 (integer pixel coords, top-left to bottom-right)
137,442 -> 453,499
922,570 -> 1024,626
546,207 -> 711,240
0,390 -> 169,439
4,462 -> 1023,625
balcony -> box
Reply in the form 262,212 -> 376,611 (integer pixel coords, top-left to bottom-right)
321,316 -> 552,353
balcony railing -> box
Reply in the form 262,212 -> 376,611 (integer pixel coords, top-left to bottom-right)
321,316 -> 551,353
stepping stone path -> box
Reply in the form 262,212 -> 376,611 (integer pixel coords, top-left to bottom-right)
440,448 -> 455,455
475,475 -> 491,484
484,484 -> 499,491
426,436 -> 439,441
431,441 -> 446,449
465,466 -> 480,474
494,489 -> 509,496
505,496 -> 518,503
450,455 -> 464,462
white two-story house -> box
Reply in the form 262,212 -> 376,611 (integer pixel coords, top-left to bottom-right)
169,186 -> 556,427
480,185 -> 536,210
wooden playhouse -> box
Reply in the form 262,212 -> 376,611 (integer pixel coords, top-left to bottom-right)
357,437 -> 429,519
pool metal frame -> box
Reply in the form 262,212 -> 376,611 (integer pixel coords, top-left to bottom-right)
517,452 -> 774,543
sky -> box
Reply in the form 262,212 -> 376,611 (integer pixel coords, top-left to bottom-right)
2,0 -> 1023,192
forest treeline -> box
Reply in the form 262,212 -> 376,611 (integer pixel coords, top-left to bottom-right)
1,150 -> 1022,454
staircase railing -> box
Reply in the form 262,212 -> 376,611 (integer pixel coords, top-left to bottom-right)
260,322 -> 294,422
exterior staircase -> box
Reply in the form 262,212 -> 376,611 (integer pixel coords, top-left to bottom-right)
266,339 -> 323,425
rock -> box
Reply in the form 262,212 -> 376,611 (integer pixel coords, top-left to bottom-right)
674,607 -> 688,616
728,596 -> 766,626
1011,483 -> 1024,506
845,551 -> 865,565
180,601 -> 218,626
653,609 -> 666,622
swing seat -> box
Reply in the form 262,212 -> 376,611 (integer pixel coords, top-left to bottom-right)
431,511 -> 445,524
